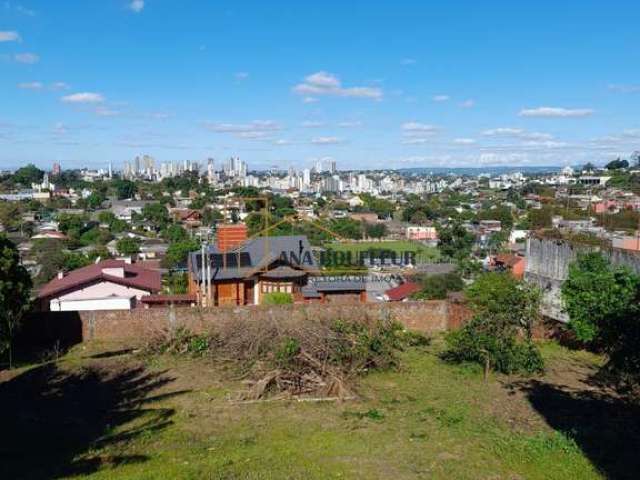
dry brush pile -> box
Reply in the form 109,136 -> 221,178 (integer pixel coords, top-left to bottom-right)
142,316 -> 429,401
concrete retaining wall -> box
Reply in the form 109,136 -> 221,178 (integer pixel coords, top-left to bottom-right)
525,237 -> 640,321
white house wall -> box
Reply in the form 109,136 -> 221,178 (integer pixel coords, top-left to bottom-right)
55,281 -> 150,302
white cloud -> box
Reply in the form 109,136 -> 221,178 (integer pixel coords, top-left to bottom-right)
5,4 -> 36,16
204,120 -> 281,140
453,138 -> 476,145
273,139 -> 293,146
305,71 -> 340,88
402,122 -> 438,134
311,136 -> 342,145
293,71 -> 383,100
401,122 -> 439,144
95,106 -> 121,117
400,58 -> 416,66
518,107 -> 593,118
432,95 -> 450,102
150,112 -> 171,119
302,96 -> 318,104
608,84 -> 640,94
337,121 -> 362,128
61,92 -> 105,103
301,121 -> 325,128
128,0 -> 144,13
17,81 -> 43,90
482,127 -> 553,141
478,152 -> 529,166
14,52 -> 39,64
459,99 -> 475,108
0,31 -> 20,42
50,82 -> 70,91
52,122 -> 66,135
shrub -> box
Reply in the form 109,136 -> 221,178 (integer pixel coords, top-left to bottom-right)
442,317 -> 544,374
441,272 -> 544,375
143,317 -> 427,399
261,292 -> 293,305
412,272 -> 464,300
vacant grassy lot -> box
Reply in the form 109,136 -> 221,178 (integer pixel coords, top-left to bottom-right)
326,240 -> 441,264
1,339 -> 638,479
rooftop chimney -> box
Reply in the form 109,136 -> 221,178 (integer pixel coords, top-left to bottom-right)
217,223 -> 248,252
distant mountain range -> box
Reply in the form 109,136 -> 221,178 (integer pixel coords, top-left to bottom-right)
397,166 -> 565,176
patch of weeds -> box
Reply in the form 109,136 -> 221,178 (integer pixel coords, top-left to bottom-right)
418,405 -> 466,427
343,408 -> 385,421
409,432 -> 428,441
380,394 -> 417,405
189,336 -> 210,356
238,435 -> 257,447
492,430 -> 581,462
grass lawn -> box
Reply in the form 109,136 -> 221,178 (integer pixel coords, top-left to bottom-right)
325,240 -> 441,264
1,338 -> 637,479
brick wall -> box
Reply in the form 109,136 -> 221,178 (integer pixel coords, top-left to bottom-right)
20,300 -> 470,346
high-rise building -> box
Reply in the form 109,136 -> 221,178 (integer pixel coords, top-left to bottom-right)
52,162 -> 61,176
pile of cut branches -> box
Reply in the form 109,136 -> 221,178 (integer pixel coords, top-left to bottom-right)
143,317 -> 428,400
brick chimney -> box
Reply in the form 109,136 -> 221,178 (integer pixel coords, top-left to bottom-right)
216,224 -> 248,252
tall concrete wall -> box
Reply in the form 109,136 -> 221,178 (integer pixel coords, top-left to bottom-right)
21,301 -> 472,346
525,237 -> 640,321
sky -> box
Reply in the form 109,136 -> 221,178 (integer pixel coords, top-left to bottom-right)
1,0 -> 639,172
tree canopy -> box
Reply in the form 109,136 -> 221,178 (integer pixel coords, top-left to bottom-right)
0,235 -> 32,367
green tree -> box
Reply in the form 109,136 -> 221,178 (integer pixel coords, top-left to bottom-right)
163,239 -> 199,268
0,202 -> 22,231
412,272 -> 464,300
562,253 -> 639,342
141,202 -> 170,229
477,205 -> 514,230
161,224 -> 188,243
85,192 -> 105,210
0,235 -> 32,368
437,222 -> 474,260
98,211 -> 116,225
365,222 -> 387,239
562,253 -> 640,388
12,164 -> 44,187
605,158 -> 629,170
63,252 -> 92,271
57,213 -> 87,234
116,237 -> 141,256
113,179 -> 137,200
202,207 -> 223,226
443,272 -> 543,374
31,239 -> 66,285
528,207 -> 553,230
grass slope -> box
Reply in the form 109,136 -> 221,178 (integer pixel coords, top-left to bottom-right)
1,339 -> 633,479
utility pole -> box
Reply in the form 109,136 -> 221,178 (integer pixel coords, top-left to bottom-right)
200,242 -> 206,307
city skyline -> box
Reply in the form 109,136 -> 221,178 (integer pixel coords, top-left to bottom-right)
1,1 -> 640,170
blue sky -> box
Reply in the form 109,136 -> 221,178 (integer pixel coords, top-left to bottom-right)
1,1 -> 639,171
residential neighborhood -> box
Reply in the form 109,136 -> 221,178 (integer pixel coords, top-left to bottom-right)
2,2 -> 640,479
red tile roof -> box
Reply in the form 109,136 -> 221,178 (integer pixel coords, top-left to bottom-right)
385,281 -> 421,301
495,253 -> 524,268
38,259 -> 162,300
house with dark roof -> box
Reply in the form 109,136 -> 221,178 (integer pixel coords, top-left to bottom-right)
38,259 -> 162,311
188,224 -> 367,306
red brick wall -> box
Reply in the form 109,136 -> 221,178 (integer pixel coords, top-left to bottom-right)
217,224 -> 248,252
22,301 -> 467,345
